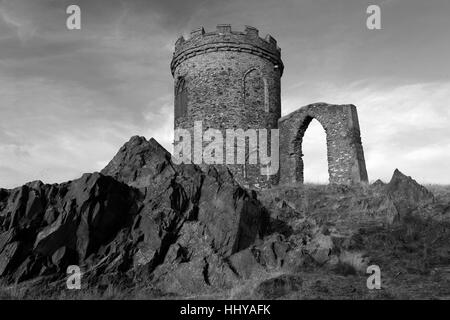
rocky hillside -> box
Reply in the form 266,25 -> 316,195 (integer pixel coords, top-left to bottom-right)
0,136 -> 449,299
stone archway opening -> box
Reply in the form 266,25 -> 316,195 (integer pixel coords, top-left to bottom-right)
300,117 -> 329,184
279,103 -> 368,185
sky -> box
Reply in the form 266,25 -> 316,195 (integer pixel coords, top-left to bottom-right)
0,0 -> 449,188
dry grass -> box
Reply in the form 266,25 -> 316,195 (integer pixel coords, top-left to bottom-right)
425,184 -> 450,197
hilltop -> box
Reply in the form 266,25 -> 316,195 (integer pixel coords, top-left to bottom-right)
0,136 -> 449,299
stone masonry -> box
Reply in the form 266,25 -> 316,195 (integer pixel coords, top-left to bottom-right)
278,103 -> 368,185
172,25 -> 368,187
171,24 -> 283,188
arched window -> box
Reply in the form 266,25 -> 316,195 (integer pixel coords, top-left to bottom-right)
243,68 -> 269,112
300,117 -> 329,183
175,77 -> 187,119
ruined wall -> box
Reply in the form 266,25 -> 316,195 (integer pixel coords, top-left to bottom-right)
278,103 -> 368,185
171,24 -> 283,188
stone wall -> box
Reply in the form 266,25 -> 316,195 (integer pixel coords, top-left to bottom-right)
171,25 -> 283,188
278,103 -> 368,185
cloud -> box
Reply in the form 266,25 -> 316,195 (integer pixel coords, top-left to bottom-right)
0,0 -> 179,188
0,0 -> 38,41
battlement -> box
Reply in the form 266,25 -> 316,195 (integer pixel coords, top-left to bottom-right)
171,24 -> 283,75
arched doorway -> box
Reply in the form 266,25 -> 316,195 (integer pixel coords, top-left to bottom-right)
278,103 -> 368,185
300,118 -> 329,184
292,115 -> 330,184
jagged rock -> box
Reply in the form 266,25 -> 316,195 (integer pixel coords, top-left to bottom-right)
101,136 -> 175,189
150,221 -> 239,294
0,172 -> 139,281
305,233 -> 334,265
198,166 -> 267,256
51,246 -> 77,271
254,274 -> 303,299
102,136 -> 268,265
227,234 -> 291,279
386,169 -> 434,216
0,228 -> 16,253
0,136 -> 268,295
38,173 -> 138,260
13,255 -> 51,283
0,241 -> 20,276
372,179 -> 386,189
229,248 -> 265,279
0,184 -> 45,231
252,233 -> 289,269
283,247 -> 308,272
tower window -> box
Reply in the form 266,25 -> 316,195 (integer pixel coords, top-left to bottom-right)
243,68 -> 269,112
175,77 -> 187,119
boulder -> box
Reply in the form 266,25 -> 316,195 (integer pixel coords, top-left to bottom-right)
306,233 -> 334,265
385,169 -> 434,216
229,248 -> 265,279
198,166 -> 267,256
101,136 -> 175,189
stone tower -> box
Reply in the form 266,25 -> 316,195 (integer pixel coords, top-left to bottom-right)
171,24 -> 283,188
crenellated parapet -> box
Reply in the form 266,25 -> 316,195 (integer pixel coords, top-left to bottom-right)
171,24 -> 283,76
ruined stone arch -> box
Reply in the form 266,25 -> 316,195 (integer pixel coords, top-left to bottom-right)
174,76 -> 187,119
278,103 -> 368,185
243,67 -> 269,112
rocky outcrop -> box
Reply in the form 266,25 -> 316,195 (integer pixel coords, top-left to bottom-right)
385,169 -> 435,216
101,136 -> 175,189
0,173 -> 139,282
0,137 -> 447,299
0,136 -> 268,292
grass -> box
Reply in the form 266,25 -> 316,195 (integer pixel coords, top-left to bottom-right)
0,285 -> 26,300
425,184 -> 450,198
